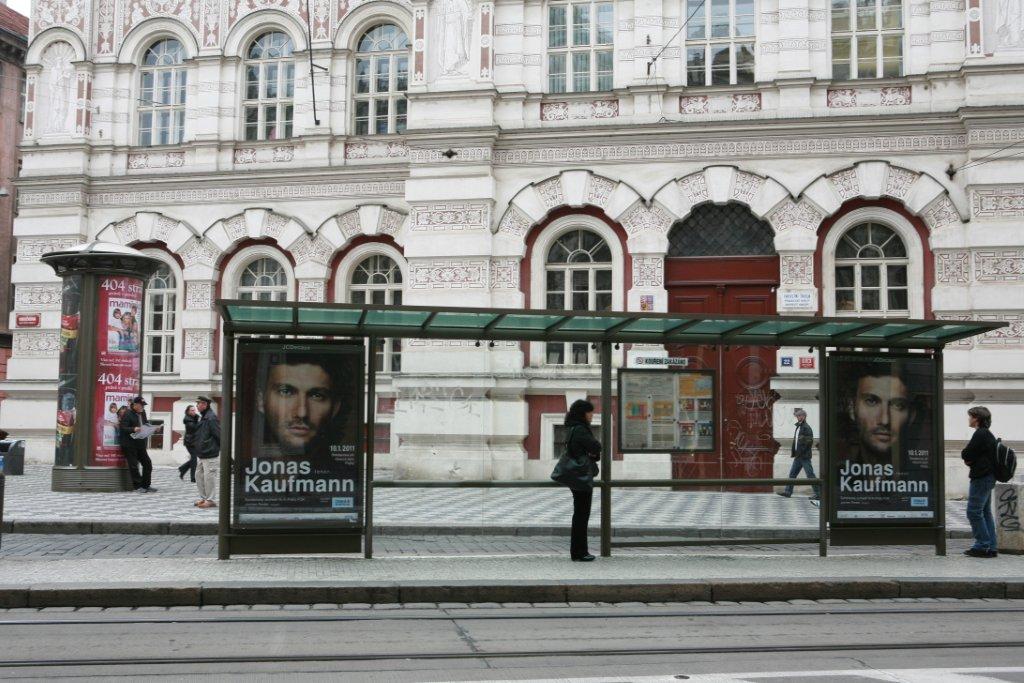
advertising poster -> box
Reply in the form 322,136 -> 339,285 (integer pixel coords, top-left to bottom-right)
54,275 -> 82,467
90,276 -> 144,467
619,369 -> 715,453
234,342 -> 365,529
829,353 -> 937,523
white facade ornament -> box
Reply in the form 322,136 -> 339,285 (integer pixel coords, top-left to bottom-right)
496,206 -> 533,237
620,204 -> 672,236
183,329 -> 212,359
434,0 -> 473,78
631,256 -> 664,288
678,174 -> 710,205
997,0 -> 1024,48
535,178 -> 564,209
828,169 -> 860,200
489,258 -> 519,289
922,196 -> 961,231
585,175 -> 616,208
936,251 -> 971,284
41,42 -> 75,135
768,200 -> 823,232
298,280 -> 326,302
781,254 -> 814,285
883,167 -> 919,200
186,282 -> 213,309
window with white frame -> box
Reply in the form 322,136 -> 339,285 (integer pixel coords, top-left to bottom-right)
831,0 -> 903,80
138,39 -> 187,146
545,229 -> 612,365
685,0 -> 755,86
350,254 -> 403,372
354,24 -> 409,135
547,1 -> 614,93
143,262 -> 177,374
243,31 -> 295,141
237,257 -> 289,301
834,222 -> 908,315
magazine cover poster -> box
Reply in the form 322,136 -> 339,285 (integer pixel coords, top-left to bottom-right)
829,354 -> 937,522
235,342 -> 364,529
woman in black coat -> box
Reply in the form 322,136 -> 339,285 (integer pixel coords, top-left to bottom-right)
559,399 -> 602,562
178,405 -> 200,482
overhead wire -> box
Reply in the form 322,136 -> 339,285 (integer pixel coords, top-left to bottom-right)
646,0 -> 707,77
950,137 -> 1024,174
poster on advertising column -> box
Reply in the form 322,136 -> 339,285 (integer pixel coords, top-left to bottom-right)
619,368 -> 715,453
828,353 -> 937,523
89,275 -> 144,467
234,341 -> 365,529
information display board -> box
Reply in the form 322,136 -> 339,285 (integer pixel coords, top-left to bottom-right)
827,352 -> 938,524
234,341 -> 365,530
618,368 -> 716,453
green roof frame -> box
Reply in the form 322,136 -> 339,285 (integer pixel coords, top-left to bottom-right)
216,300 -> 1004,349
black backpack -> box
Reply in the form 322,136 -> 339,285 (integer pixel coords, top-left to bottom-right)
995,439 -> 1017,483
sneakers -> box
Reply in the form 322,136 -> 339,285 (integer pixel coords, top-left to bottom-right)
964,547 -> 995,558
776,492 -> 792,498
143,486 -> 158,493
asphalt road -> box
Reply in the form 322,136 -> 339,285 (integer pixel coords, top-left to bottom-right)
0,600 -> 1021,681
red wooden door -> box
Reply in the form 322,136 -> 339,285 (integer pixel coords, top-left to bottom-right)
666,257 -> 781,491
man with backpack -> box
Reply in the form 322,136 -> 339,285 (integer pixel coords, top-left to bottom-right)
962,406 -> 1000,558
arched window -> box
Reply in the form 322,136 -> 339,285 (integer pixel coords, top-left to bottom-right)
243,31 -> 294,141
138,39 -> 186,146
544,228 -> 612,365
143,262 -> 177,374
350,254 -> 403,371
668,203 -> 775,257
834,222 -> 908,315
353,24 -> 409,135
237,257 -> 289,301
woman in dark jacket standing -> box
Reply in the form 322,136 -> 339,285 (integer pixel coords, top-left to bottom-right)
962,406 -> 997,558
559,399 -> 602,562
178,405 -> 200,482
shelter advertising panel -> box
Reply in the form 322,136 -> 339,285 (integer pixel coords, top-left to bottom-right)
828,353 -> 937,523
619,368 -> 715,453
234,341 -> 364,529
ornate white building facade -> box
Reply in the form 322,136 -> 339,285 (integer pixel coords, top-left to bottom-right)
5,0 -> 1024,494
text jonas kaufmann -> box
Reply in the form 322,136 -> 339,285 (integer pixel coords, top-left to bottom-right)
838,460 -> 929,493
243,457 -> 354,493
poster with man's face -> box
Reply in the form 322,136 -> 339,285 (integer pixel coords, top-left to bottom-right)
829,354 -> 937,523
234,342 -> 364,529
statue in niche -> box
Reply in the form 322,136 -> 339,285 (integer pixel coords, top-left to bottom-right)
42,42 -> 75,135
434,0 -> 473,77
997,0 -> 1024,48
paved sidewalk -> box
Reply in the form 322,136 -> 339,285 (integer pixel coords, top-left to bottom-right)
1,465 -> 971,535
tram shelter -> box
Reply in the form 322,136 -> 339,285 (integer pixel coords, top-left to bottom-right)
214,300 -> 1003,560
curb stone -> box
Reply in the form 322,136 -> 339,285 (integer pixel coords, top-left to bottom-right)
3,579 -> 1021,609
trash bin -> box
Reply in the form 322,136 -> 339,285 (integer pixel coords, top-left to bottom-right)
0,440 -> 24,476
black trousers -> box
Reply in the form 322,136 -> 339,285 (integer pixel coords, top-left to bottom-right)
570,487 -> 593,559
123,446 -> 152,489
178,450 -> 197,482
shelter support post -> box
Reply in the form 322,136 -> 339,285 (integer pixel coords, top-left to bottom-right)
600,342 -> 612,558
935,348 -> 946,557
365,336 -> 377,560
217,330 -> 235,560
818,346 -> 828,557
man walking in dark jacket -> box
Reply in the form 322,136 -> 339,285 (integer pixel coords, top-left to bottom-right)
119,396 -> 157,492
193,396 -> 221,508
778,408 -> 820,501
962,406 -> 998,558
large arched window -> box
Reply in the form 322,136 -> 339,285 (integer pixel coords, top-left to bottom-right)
143,262 -> 177,374
237,257 -> 289,301
353,24 -> 409,135
834,222 -> 908,315
138,39 -> 186,146
668,203 -> 775,257
350,254 -> 403,371
243,31 -> 294,141
545,228 -> 612,365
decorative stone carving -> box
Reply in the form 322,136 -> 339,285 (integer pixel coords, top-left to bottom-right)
997,0 -> 1024,48
337,211 -> 361,239
16,237 -> 79,262
40,42 -> 75,135
535,178 -> 564,209
412,203 -> 490,231
345,141 -> 408,160
298,280 -> 326,302
541,100 -> 619,121
15,284 -> 63,310
496,206 -> 533,237
489,258 -> 519,289
233,146 -> 295,165
936,312 -> 975,347
434,0 -> 473,77
12,331 -> 60,358
113,217 -> 139,244
768,201 -> 824,232
410,260 -> 487,289
828,169 -> 860,200
222,214 -> 247,241
263,212 -> 289,239
180,238 -> 220,267
922,196 -> 961,231
975,250 -> 1024,281
183,329 -> 212,359
781,254 -> 813,285
978,313 -> 1024,345
152,216 -> 177,243
883,167 -> 919,200
586,175 -> 616,208
827,87 -> 912,108
972,187 -> 1024,217
631,256 -> 664,288
379,209 -> 405,237
732,172 -> 764,204
936,251 -> 970,283
679,93 -> 761,115
33,0 -> 86,37
679,174 -> 710,205
89,181 -> 404,207
186,282 -> 213,309
128,152 -> 185,169
620,204 -> 672,236
291,236 -> 333,265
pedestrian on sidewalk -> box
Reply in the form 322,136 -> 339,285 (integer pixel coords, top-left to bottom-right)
193,396 -> 221,509
119,396 -> 157,493
962,406 -> 998,558
551,399 -> 602,562
778,408 -> 820,503
178,405 -> 200,482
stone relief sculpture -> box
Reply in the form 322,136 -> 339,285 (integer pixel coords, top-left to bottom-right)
433,0 -> 473,77
41,41 -> 76,135
997,0 -> 1024,48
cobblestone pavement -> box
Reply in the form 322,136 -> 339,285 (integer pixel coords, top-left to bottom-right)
0,534 -> 976,559
3,465 -> 971,531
